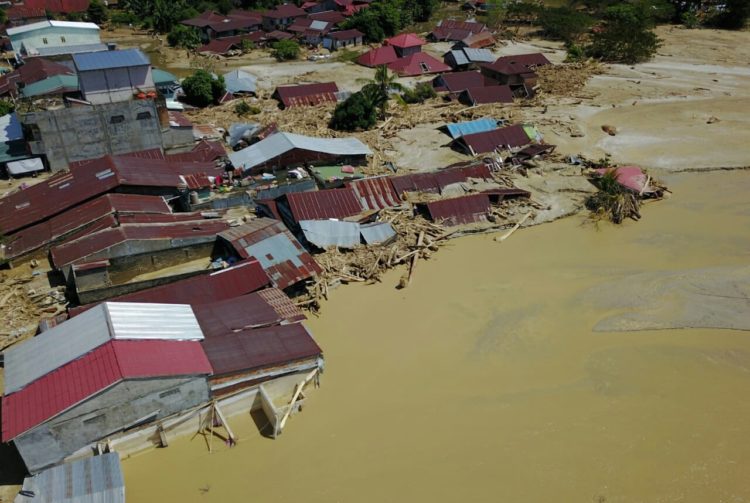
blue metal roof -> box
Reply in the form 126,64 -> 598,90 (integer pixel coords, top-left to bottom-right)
0,113 -> 23,142
360,222 -> 396,245
73,48 -> 150,72
444,117 -> 500,139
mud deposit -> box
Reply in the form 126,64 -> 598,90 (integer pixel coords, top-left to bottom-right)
123,169 -> 750,502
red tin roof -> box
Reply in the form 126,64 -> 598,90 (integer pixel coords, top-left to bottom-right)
1,339 -> 211,441
356,46 -> 398,67
3,194 -> 170,260
68,260 -> 271,317
201,323 -> 322,377
431,20 -> 486,40
218,218 -> 321,289
460,31 -> 495,48
309,10 -> 346,24
461,85 -> 514,105
385,33 -> 425,48
0,58 -> 73,97
419,193 -> 491,226
388,52 -> 451,77
6,5 -> 47,21
284,187 -> 363,222
166,140 -> 227,163
452,124 -> 531,155
50,220 -> 230,268
272,82 -> 339,108
390,164 -> 492,195
346,176 -> 400,211
327,28 -> 364,40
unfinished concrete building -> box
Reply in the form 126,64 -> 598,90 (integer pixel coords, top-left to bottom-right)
22,99 -> 165,171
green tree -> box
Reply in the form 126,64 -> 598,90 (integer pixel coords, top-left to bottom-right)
182,70 -> 225,107
357,65 -> 403,119
401,82 -> 436,104
587,4 -> 660,64
330,92 -> 378,131
271,40 -> 300,61
87,0 -> 109,24
0,100 -> 14,117
712,0 -> 750,29
342,0 -> 402,42
538,7 -> 593,44
167,25 -> 201,50
240,39 -> 255,53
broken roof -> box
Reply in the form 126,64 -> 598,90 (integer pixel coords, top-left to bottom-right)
223,68 -> 258,94
300,219 -> 360,248
482,52 -> 552,75
451,124 -> 532,155
201,323 -> 322,378
461,85 -> 514,105
272,81 -> 339,108
4,302 -> 205,395
218,218 -> 321,289
418,193 -> 492,226
228,132 -> 371,173
443,117 -> 500,139
1,340 -> 212,441
390,164 -> 493,195
459,30 -> 495,48
347,176 -> 400,211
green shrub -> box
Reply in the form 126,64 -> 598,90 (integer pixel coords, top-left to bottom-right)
402,82 -> 436,104
167,25 -> 201,50
182,70 -> 226,107
538,7 -> 593,44
587,4 -> 660,64
87,0 -> 109,24
0,100 -> 14,117
240,39 -> 255,53
330,92 -> 378,131
235,101 -> 261,116
110,10 -> 139,26
271,40 -> 300,61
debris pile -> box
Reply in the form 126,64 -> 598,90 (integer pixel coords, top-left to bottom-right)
535,61 -> 603,97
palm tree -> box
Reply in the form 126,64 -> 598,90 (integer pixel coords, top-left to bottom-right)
356,65 -> 404,119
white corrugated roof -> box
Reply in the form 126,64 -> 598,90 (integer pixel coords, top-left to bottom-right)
229,132 -> 372,171
3,302 -> 204,394
7,20 -> 100,36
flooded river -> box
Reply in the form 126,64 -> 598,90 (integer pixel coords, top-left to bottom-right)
123,170 -> 750,502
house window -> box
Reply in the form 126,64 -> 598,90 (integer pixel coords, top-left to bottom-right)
420,62 -> 429,73
61,36 -> 66,43
159,389 -> 181,399
42,37 -> 48,44
136,111 -> 152,120
83,414 -> 105,426
110,115 -> 125,124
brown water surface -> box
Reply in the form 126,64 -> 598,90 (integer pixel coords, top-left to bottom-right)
123,170 -> 750,502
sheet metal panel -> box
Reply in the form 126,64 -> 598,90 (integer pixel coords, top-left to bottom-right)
273,82 -> 338,108
201,323 -> 322,377
2,340 -> 211,441
454,124 -> 531,155
286,187 -> 363,222
421,193 -> 492,226
390,165 -> 492,195
3,304 -> 110,395
16,452 -> 125,503
300,219 -> 360,249
347,176 -> 400,211
360,221 -> 396,245
444,117 -> 499,139
107,303 -> 204,341
73,48 -> 150,72
256,288 -> 306,323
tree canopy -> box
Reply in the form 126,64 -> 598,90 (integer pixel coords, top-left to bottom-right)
181,70 -> 226,107
538,7 -> 593,44
271,40 -> 300,61
167,25 -> 201,50
330,92 -> 378,131
586,3 -> 660,64
87,0 -> 109,25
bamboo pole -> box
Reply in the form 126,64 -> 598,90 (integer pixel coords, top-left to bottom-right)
495,212 -> 532,242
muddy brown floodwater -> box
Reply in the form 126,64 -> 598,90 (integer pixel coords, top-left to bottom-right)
123,170 -> 750,502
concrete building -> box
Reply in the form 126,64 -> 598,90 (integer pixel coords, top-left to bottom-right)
6,20 -> 103,59
73,49 -> 155,105
22,99 -> 165,171
1,302 -> 212,473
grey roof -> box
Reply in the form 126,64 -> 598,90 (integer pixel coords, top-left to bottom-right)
360,222 -> 397,245
463,48 -> 494,62
300,220 -> 360,249
309,20 -> 328,30
73,48 -> 150,72
255,178 -> 317,200
447,50 -> 469,67
7,20 -> 100,37
15,453 -> 124,503
223,69 -> 257,94
246,232 -> 306,269
229,132 -> 372,172
228,122 -> 261,148
3,302 -> 204,394
34,43 -> 109,57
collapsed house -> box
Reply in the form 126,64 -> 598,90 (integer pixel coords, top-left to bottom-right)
272,82 -> 341,109
450,124 -> 534,155
479,53 -> 552,96
228,132 -> 371,175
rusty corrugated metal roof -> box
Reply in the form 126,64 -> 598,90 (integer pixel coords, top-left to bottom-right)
272,82 -> 339,108
284,187 -> 363,222
347,176 -> 400,211
390,164 -> 492,195
452,124 -> 531,155
418,193 -> 492,226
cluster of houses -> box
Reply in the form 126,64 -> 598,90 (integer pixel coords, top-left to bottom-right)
182,1 -> 370,56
